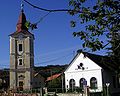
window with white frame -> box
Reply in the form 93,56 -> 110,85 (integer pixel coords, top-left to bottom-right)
19,44 -> 22,51
18,43 -> 23,54
69,79 -> 75,91
79,78 -> 87,89
18,58 -> 23,66
90,77 -> 98,89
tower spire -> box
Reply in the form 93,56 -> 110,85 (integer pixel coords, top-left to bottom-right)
16,0 -> 27,32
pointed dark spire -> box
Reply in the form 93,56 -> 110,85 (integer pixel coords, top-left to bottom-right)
16,0 -> 28,32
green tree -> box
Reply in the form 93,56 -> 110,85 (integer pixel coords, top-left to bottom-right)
108,32 -> 120,73
68,0 -> 120,72
69,0 -> 119,51
46,75 -> 65,93
0,79 -> 2,89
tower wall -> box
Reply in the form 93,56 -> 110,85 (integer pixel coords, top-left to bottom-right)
10,11 -> 34,90
10,37 -> 17,89
10,34 -> 34,90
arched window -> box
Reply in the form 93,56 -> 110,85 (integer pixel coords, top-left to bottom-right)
79,78 -> 87,89
69,79 -> 75,91
90,77 -> 97,89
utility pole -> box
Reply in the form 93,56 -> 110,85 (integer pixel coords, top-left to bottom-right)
61,73 -> 64,93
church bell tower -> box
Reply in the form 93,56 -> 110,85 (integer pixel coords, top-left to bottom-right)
9,8 -> 34,90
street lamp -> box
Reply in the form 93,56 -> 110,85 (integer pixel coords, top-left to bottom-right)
106,83 -> 110,96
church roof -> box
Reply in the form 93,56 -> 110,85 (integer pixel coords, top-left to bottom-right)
82,52 -> 117,71
9,30 -> 34,37
9,10 -> 34,37
16,10 -> 28,32
66,50 -> 118,72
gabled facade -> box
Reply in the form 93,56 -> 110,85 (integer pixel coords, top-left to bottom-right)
64,51 -> 120,94
64,52 -> 103,92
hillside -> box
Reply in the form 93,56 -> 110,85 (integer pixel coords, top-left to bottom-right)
34,64 -> 68,78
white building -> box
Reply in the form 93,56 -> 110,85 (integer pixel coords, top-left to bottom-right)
64,50 -> 120,94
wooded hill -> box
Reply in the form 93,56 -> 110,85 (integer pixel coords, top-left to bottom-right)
34,64 -> 68,79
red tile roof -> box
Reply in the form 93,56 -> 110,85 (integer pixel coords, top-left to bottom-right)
46,73 -> 61,82
9,10 -> 34,38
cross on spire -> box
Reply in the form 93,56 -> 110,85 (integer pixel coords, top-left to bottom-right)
16,0 -> 27,32
21,0 -> 24,12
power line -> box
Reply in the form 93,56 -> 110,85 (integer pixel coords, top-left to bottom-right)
0,51 -> 75,68
23,0 -> 82,13
35,12 -> 51,24
0,46 -> 79,68
35,52 -> 73,65
35,45 -> 80,59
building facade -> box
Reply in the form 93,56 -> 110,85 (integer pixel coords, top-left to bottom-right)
64,52 -> 103,92
64,50 -> 120,94
9,10 -> 34,90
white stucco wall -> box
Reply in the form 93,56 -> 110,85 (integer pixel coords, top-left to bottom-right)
64,53 -> 103,92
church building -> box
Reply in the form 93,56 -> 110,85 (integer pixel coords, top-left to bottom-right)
64,50 -> 120,94
9,9 -> 35,90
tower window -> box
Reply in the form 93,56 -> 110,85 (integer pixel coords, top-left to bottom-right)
19,44 -> 23,52
18,58 -> 23,66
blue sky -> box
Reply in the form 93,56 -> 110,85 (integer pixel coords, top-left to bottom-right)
0,0 -> 106,69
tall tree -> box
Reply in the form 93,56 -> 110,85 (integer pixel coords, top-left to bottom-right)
69,0 -> 119,50
69,0 -> 120,73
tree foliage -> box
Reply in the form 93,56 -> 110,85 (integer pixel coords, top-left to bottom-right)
34,65 -> 68,78
46,74 -> 65,92
68,0 -> 120,73
69,0 -> 120,51
24,0 -> 120,52
0,79 -> 2,89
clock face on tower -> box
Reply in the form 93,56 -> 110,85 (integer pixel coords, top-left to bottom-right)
18,34 -> 23,40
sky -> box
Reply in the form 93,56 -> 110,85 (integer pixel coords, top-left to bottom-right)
0,0 -> 106,69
